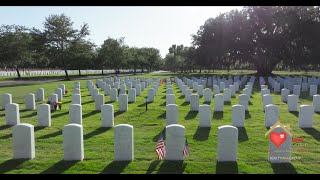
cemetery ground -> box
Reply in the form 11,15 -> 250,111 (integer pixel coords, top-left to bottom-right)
0,72 -> 320,174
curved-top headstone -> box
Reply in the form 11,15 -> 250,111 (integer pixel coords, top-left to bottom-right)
71,94 -> 81,105
63,124 -> 84,161
101,104 -> 114,127
165,124 -> 185,161
95,94 -> 105,111
299,105 -> 314,128
37,104 -> 51,127
232,105 -> 245,127
166,104 -> 178,126
5,103 -> 20,125
199,104 -> 211,127
190,94 -> 199,111
217,125 -> 238,162
214,94 -> 224,112
36,88 -> 45,102
265,104 -> 279,127
13,123 -> 35,159
148,88 -> 155,102
25,93 -> 36,110
313,95 -> 320,112
114,124 -> 134,161
69,104 -> 82,125
2,93 -> 12,110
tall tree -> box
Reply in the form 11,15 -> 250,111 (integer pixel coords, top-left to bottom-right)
0,25 -> 33,78
43,13 -> 89,79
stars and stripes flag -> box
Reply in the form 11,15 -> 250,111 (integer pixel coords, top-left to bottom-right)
156,132 -> 166,160
183,138 -> 190,157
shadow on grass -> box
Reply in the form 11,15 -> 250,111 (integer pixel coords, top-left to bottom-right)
180,102 -> 189,106
0,113 -> 5,117
193,127 -> 211,141
238,127 -> 249,142
83,110 -> 100,118
146,160 -> 161,174
40,160 -> 79,174
216,161 -> 238,174
213,112 -> 223,120
315,112 -> 320,116
224,102 -> 231,105
82,101 -> 94,105
21,111 -> 37,118
138,102 -> 152,107
84,127 -> 111,140
0,159 -> 27,174
51,111 -> 69,119
249,101 -> 253,105
157,111 -> 166,119
161,96 -> 166,99
114,111 -> 125,117
0,125 -> 11,131
301,128 -> 320,141
289,111 -> 299,117
105,101 -> 114,104
185,111 -> 198,120
0,134 -> 12,139
203,101 -> 211,105
153,128 -> 166,142
63,100 -> 71,104
34,126 -> 46,132
100,161 -> 131,174
270,163 -> 297,174
157,160 -> 186,174
160,101 -> 166,106
37,130 -> 62,139
245,111 -> 251,119
19,109 -> 29,113
178,95 -> 184,99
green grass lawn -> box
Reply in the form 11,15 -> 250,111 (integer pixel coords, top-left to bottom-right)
0,72 -> 320,174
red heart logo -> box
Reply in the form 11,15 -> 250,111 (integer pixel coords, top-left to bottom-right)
270,132 -> 287,147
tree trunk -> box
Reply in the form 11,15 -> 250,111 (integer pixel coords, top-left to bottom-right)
16,67 -> 21,79
102,68 -> 104,75
64,68 -> 69,80
134,65 -> 136,75
256,65 -> 273,76
199,68 -> 202,73
78,69 -> 81,76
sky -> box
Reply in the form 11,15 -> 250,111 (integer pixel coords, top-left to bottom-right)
0,6 -> 243,58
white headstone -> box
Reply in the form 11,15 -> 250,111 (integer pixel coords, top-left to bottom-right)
229,85 -> 236,97
5,103 -> 20,125
114,124 -> 134,161
48,93 -> 58,110
166,94 -> 175,105
119,94 -> 128,112
265,104 -> 279,127
199,104 -> 211,127
36,88 -> 44,102
263,94 -> 273,111
148,88 -> 155,102
214,94 -> 224,112
281,88 -> 290,102
166,124 -> 185,161
2,93 -> 12,110
55,88 -> 63,101
310,85 -> 317,96
166,88 -> 174,95
219,82 -> 225,91
104,84 -> 111,95
299,105 -> 314,128
69,104 -> 82,125
217,125 -> 238,162
287,94 -> 298,112
238,94 -> 249,111
59,84 -> 66,95
190,94 -> 199,111
63,124 -> 84,161
37,104 -> 51,127
197,85 -> 204,96
128,88 -> 136,103
232,105 -> 245,127
204,88 -> 212,102
91,88 -> 99,101
71,94 -> 81,105
185,89 -> 192,102
120,85 -> 126,95
73,88 -> 80,95
25,93 -> 36,110
95,94 -> 104,111
293,85 -> 301,97
101,104 -> 114,127
110,88 -> 118,102
136,84 -> 141,96
213,85 -> 220,95
166,104 -> 178,126
313,95 -> 320,112
13,123 -> 35,159
223,88 -> 231,102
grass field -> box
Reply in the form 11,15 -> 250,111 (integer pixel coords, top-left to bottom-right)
0,72 -> 320,174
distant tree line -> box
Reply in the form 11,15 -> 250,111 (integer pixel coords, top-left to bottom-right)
163,6 -> 320,75
0,14 -> 163,79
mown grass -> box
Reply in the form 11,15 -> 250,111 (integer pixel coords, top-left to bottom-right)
0,72 -> 320,174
